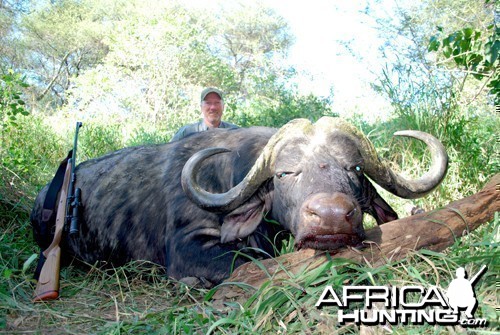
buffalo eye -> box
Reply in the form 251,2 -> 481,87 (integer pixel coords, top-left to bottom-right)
276,171 -> 293,179
349,164 -> 363,175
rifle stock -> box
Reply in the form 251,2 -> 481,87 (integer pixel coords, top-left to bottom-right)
33,161 -> 72,302
33,246 -> 61,301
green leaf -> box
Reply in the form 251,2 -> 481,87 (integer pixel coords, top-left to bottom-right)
462,27 -> 473,39
2,74 -> 13,82
459,39 -> 471,53
442,36 -> 451,47
472,73 -> 485,80
443,45 -> 452,58
469,53 -> 483,67
22,254 -> 38,274
3,269 -> 13,279
428,36 -> 440,52
485,40 -> 500,65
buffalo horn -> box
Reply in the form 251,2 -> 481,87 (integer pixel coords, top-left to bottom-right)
361,130 -> 449,199
313,117 -> 448,198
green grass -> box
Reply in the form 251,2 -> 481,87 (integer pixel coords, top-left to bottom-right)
0,111 -> 498,334
3,216 -> 496,334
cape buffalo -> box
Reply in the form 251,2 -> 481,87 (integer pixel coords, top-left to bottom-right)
31,117 -> 448,284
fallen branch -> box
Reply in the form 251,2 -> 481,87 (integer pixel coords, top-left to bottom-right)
212,174 -> 499,302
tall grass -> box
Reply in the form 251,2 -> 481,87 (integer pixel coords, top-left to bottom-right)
0,103 -> 498,333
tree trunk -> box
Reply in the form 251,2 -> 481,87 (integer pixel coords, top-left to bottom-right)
212,174 -> 499,302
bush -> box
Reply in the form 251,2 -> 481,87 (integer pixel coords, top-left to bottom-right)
227,90 -> 334,128
77,122 -> 125,160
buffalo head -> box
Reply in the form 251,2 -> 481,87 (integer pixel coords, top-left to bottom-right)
181,117 -> 448,251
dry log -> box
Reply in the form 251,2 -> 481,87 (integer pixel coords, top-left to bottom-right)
212,174 -> 499,302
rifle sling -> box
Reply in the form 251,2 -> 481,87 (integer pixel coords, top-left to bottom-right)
41,150 -> 72,224
34,250 -> 46,281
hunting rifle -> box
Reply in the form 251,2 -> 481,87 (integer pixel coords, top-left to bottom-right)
33,122 -> 82,302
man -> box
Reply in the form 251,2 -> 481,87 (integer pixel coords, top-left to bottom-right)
170,87 -> 239,142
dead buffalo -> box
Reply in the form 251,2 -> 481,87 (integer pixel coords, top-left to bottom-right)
31,117 -> 448,284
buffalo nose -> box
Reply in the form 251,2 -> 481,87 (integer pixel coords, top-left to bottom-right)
302,193 -> 360,228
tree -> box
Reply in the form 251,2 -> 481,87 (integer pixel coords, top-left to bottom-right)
367,0 -> 496,126
0,0 -> 29,70
3,0 -> 331,134
16,0 -> 110,108
52,1 -> 327,132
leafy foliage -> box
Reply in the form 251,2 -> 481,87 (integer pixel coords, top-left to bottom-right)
430,25 -> 499,104
6,0 -> 321,132
0,70 -> 29,130
231,90 -> 334,128
0,69 -> 36,211
19,0 -> 110,106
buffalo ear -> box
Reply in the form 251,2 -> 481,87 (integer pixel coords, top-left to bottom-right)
220,200 -> 265,243
371,196 -> 398,225
221,190 -> 272,243
362,178 -> 398,225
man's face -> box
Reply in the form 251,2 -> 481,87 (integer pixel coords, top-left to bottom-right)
201,92 -> 224,127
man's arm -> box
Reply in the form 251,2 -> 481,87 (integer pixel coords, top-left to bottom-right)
170,125 -> 187,142
170,122 -> 201,142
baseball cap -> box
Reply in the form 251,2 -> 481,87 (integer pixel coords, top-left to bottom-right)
201,87 -> 224,102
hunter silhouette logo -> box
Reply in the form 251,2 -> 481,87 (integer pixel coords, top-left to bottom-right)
446,265 -> 486,319
316,265 -> 489,327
